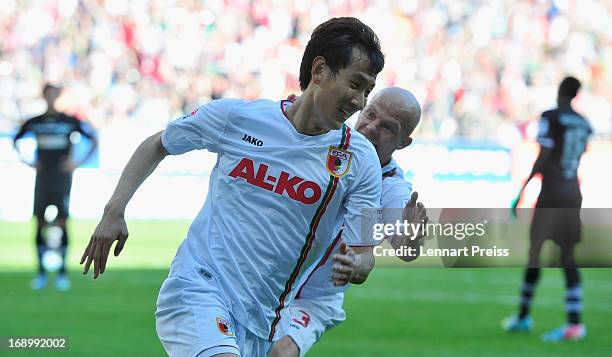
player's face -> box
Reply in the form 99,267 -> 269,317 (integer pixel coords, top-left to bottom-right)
43,87 -> 61,107
315,48 -> 376,130
355,97 -> 405,165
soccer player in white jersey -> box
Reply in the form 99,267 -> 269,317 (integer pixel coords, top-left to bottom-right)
270,87 -> 427,357
80,17 -> 386,356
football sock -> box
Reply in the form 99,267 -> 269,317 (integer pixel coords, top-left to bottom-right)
564,267 -> 582,324
36,245 -> 46,275
36,226 -> 46,275
59,226 -> 68,275
518,268 -> 540,318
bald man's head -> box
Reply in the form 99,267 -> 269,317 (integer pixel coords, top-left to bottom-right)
356,87 -> 421,166
370,87 -> 421,138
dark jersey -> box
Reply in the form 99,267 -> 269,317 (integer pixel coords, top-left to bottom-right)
537,107 -> 592,182
14,112 -> 95,175
533,107 -> 590,244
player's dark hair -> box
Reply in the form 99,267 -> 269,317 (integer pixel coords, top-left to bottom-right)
299,17 -> 384,91
43,83 -> 62,95
558,76 -> 581,99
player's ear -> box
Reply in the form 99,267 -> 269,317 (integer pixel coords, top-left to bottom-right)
399,136 -> 412,149
311,56 -> 327,85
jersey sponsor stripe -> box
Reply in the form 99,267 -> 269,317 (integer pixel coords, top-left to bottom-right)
268,167 -> 338,340
341,125 -> 351,151
268,125 -> 351,340
295,229 -> 343,299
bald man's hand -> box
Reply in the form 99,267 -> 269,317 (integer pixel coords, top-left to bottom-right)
331,243 -> 355,286
403,191 -> 428,240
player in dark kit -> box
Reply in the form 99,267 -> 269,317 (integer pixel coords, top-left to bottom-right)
13,84 -> 98,291
504,77 -> 592,341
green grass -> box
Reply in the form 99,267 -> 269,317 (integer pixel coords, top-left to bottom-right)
0,270 -> 167,356
1,221 -> 612,356
312,269 -> 612,356
0,220 -> 190,270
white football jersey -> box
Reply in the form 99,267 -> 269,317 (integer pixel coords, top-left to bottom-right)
290,159 -> 413,324
161,98 -> 381,340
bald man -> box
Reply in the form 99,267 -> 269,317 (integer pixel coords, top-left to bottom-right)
269,87 -> 427,357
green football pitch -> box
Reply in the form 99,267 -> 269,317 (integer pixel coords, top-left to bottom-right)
1,220 -> 611,356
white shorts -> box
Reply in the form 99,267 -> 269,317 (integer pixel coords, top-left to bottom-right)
282,299 -> 345,357
155,259 -> 272,357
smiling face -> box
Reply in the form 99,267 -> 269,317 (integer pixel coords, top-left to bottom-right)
355,88 -> 421,165
313,48 -> 377,131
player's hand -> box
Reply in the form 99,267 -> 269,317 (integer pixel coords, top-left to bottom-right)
269,336 -> 300,357
29,161 -> 43,170
285,94 -> 299,101
402,191 -> 428,239
331,243 -> 355,286
60,159 -> 77,173
80,210 -> 129,279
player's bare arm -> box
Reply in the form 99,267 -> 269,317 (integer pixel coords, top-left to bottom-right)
389,191 -> 429,262
512,147 -> 552,215
81,131 -> 168,279
527,146 -> 552,183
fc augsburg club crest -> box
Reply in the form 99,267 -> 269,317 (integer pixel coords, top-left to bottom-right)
216,316 -> 234,336
326,146 -> 353,178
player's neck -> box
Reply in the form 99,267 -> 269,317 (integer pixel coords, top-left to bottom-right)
557,98 -> 572,109
284,92 -> 330,136
45,107 -> 59,115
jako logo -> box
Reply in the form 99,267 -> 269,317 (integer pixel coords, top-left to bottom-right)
241,134 -> 263,146
229,158 -> 321,204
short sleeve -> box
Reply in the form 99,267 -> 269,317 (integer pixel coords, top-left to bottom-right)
537,115 -> 554,149
342,148 -> 383,247
75,119 -> 96,140
381,179 -> 413,226
13,121 -> 30,142
161,98 -> 241,155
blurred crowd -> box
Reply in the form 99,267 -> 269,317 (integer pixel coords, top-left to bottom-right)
0,0 -> 610,143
